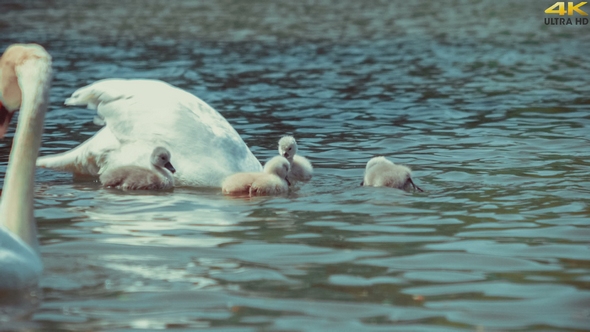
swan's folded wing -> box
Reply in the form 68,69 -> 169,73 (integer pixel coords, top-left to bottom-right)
85,80 -> 262,174
36,79 -> 166,175
64,78 -> 174,109
40,78 -> 262,186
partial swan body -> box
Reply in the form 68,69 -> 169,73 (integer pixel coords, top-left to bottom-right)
278,136 -> 313,184
361,156 -> 423,191
0,44 -> 52,289
36,79 -> 262,187
100,146 -> 176,190
222,156 -> 290,196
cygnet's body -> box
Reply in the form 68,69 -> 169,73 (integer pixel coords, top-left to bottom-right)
222,156 -> 290,196
361,156 -> 423,191
100,146 -> 176,190
278,136 -> 313,184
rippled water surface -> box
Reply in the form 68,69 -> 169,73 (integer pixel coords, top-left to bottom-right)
1,0 -> 590,331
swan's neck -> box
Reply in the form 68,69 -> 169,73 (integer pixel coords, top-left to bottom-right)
0,59 -> 51,251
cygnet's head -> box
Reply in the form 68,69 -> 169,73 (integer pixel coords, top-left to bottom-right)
278,136 -> 298,159
264,156 -> 291,183
151,146 -> 176,173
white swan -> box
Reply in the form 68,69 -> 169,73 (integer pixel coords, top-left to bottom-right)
278,135 -> 313,183
222,156 -> 290,196
100,146 -> 176,190
361,156 -> 423,191
0,44 -> 52,289
36,79 -> 262,187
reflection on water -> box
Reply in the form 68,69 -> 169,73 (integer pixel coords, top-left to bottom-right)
1,0 -> 590,330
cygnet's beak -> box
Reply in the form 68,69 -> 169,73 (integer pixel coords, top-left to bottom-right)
283,152 -> 289,158
0,102 -> 15,139
165,162 -> 176,173
285,177 -> 291,186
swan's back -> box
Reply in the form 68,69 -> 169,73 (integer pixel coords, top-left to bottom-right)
0,229 -> 42,289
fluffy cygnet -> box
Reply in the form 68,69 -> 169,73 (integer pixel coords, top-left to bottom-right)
100,146 -> 176,190
222,156 -> 290,196
278,135 -> 313,183
361,156 -> 423,191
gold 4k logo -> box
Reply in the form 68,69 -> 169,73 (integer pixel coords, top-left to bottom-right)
545,1 -> 588,15
544,1 -> 589,24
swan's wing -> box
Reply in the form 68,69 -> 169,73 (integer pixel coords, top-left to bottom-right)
75,79 -> 262,184
97,92 -> 262,185
36,79 -> 164,175
64,78 -> 175,109
36,127 -> 119,176
37,132 -> 155,177
79,79 -> 244,143
40,79 -> 262,185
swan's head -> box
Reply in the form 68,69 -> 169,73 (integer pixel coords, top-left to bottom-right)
151,146 -> 176,174
278,135 -> 298,159
0,44 -> 52,138
264,156 -> 291,182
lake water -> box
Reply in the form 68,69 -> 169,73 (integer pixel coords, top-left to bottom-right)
1,0 -> 589,331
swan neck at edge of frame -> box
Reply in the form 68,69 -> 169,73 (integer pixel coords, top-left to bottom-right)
0,52 -> 52,252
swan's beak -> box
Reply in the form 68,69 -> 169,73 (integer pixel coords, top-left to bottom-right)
360,181 -> 364,186
283,152 -> 289,158
165,162 -> 176,173
285,177 -> 291,186
0,102 -> 14,139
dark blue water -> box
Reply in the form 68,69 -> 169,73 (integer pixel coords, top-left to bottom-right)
1,0 -> 590,330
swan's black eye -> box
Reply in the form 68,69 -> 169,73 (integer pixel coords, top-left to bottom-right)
288,147 -> 292,151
